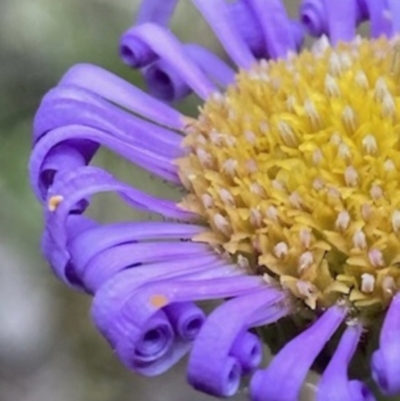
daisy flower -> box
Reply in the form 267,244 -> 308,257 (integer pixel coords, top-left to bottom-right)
30,1 -> 400,400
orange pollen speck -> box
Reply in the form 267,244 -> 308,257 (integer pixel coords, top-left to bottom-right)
48,195 -> 64,212
150,294 -> 169,308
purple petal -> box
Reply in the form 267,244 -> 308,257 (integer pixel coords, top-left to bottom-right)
388,0 -> 400,35
300,0 -> 329,37
41,215 -> 97,289
132,309 -> 174,362
91,256 -> 238,344
363,0 -> 392,38
106,275 -> 260,375
250,306 -> 347,401
65,215 -> 97,235
33,86 -> 101,145
69,221 -> 206,273
120,23 -> 216,99
164,302 -> 206,341
92,260 -> 242,374
42,167 -> 194,285
356,0 -> 369,21
31,80 -> 184,200
120,34 -> 158,68
81,242 -> 215,293
317,323 -> 375,401
32,87 -> 101,164
245,0 -> 296,58
120,275 -> 264,311
121,0 -> 180,68
30,122 -> 180,200
131,338 -> 192,377
135,0 -> 178,26
226,0 -> 265,58
58,64 -> 184,129
120,0 -> 180,68
323,0 -> 357,44
184,44 -> 235,88
35,87 -> 182,152
191,0 -> 256,69
187,287 -> 287,397
36,143 -> 86,198
142,59 -> 192,102
229,0 -> 304,58
113,275 -> 264,366
122,308 -> 189,377
142,44 -> 236,101
230,331 -> 262,374
371,294 -> 400,396
290,20 -> 305,51
300,0 -> 367,37
45,166 -> 193,244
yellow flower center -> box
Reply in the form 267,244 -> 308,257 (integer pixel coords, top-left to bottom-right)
177,37 -> 400,321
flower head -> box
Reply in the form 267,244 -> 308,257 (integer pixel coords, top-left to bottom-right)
30,1 -> 400,400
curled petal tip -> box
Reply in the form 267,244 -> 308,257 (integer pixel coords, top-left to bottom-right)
231,331 -> 262,374
143,59 -> 191,102
371,348 -> 400,396
132,311 -> 174,363
187,288 -> 285,398
189,356 -> 242,397
372,294 -> 400,396
300,0 -> 328,37
165,302 -> 205,341
348,381 -> 376,401
120,32 -> 157,68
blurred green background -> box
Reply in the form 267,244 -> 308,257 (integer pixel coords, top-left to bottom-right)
0,1 -> 394,401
